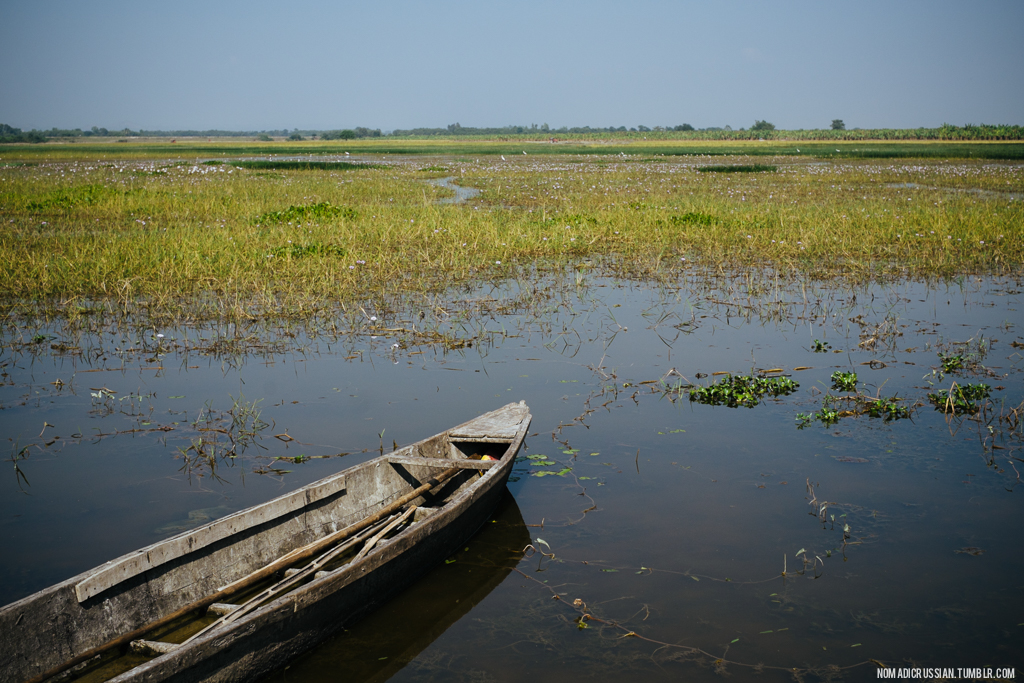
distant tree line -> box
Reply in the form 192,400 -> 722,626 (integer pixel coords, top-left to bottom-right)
319,127 -> 382,140
384,122 -> 1024,140
0,125 -> 298,143
0,124 -> 385,143
3,122 -> 1023,144
0,123 -> 46,143
390,122 -> 701,136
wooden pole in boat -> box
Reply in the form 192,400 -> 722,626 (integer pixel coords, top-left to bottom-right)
23,467 -> 462,683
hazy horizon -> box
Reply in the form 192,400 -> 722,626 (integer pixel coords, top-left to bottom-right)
2,0 -> 1022,133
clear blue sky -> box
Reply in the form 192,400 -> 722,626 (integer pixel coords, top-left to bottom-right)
2,0 -> 1021,132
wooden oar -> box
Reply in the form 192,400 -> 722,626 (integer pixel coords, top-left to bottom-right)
24,467 -> 461,683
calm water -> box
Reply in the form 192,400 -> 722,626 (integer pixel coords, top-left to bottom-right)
2,270 -> 1022,681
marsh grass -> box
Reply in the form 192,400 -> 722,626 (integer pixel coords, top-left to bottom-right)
0,150 -> 1021,324
255,202 -> 357,225
697,164 -> 777,173
228,160 -> 377,171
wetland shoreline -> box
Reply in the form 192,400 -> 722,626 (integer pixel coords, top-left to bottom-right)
1,145 -> 1021,328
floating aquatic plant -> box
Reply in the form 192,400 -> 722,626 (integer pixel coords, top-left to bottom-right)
689,374 -> 799,408
928,383 -> 991,414
830,371 -> 858,392
939,354 -> 965,374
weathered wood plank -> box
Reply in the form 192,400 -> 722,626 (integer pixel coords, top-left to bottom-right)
388,455 -> 498,470
130,640 -> 179,656
449,436 -> 515,443
449,403 -> 529,441
207,603 -> 239,616
74,472 -> 347,603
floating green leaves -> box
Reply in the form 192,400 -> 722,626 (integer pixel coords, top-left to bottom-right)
797,392 -> 912,428
526,454 -> 571,476
690,374 -> 799,408
939,353 -> 965,374
532,467 -> 573,477
830,371 -> 858,392
863,396 -> 913,421
928,383 -> 991,414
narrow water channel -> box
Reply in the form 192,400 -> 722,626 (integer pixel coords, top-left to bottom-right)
428,176 -> 482,204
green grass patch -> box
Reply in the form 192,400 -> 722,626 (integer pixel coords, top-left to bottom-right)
25,184 -> 125,211
268,242 -> 346,259
0,150 -> 1021,324
230,160 -> 376,171
669,212 -> 718,227
698,164 -> 777,173
255,202 -> 357,225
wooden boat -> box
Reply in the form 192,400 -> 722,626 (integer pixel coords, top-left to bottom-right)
0,402 -> 531,683
264,491 -> 530,683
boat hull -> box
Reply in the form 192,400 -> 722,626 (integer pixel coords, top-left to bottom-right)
0,402 -> 531,683
127,471 -> 509,682
263,490 -> 530,683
